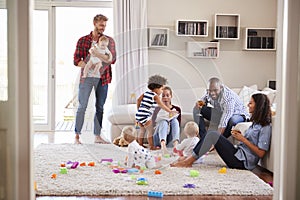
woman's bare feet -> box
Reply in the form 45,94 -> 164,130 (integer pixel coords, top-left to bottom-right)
160,140 -> 169,155
170,156 -> 196,167
161,146 -> 169,156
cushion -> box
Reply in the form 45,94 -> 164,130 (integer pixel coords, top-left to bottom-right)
238,85 -> 258,110
261,87 -> 276,104
251,87 -> 276,105
107,104 -> 136,124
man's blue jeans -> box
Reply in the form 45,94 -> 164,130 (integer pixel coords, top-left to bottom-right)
75,77 -> 108,136
153,119 -> 180,147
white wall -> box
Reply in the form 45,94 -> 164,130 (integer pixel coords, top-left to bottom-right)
147,0 -> 277,90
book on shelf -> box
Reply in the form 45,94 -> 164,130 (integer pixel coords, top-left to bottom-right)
248,30 -> 257,36
152,34 -> 160,45
267,37 -> 274,49
192,47 -> 218,57
163,34 -> 167,46
216,26 -> 228,38
151,34 -> 167,46
159,34 -> 165,45
248,37 -> 262,48
227,26 -> 237,38
201,22 -> 206,35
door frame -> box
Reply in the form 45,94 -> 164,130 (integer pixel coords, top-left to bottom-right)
33,1 -> 113,131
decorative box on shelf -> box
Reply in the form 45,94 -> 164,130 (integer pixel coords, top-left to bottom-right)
243,28 -> 276,50
176,20 -> 208,37
148,27 -> 169,48
186,41 -> 219,58
214,13 -> 240,40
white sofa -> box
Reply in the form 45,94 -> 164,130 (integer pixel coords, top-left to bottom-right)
107,85 -> 276,172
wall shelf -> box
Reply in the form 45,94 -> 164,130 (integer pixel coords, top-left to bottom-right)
148,27 -> 169,48
176,20 -> 208,37
186,41 -> 219,58
243,28 -> 276,50
214,14 -> 240,40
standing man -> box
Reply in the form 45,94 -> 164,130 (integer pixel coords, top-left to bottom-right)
73,14 -> 116,144
193,77 -> 249,139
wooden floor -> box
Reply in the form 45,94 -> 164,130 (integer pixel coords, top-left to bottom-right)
34,131 -> 273,200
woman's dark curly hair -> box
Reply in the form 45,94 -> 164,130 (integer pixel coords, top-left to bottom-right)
250,93 -> 272,126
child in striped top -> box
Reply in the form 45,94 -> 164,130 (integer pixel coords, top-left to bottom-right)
135,74 -> 178,150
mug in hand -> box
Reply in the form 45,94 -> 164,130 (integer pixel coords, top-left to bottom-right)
197,100 -> 206,107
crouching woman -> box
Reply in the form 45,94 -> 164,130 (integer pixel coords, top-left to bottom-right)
171,93 -> 272,170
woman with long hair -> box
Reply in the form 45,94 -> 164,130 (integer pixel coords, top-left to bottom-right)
171,93 -> 272,170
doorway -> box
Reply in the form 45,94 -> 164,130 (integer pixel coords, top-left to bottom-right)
32,4 -> 113,131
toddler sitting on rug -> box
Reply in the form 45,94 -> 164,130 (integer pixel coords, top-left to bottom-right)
122,126 -> 160,169
173,121 -> 202,162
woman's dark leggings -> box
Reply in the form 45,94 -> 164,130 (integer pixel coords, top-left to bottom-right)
193,130 -> 246,169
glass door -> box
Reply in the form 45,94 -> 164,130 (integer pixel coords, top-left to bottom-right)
55,7 -> 113,131
32,3 -> 113,131
32,9 -> 52,130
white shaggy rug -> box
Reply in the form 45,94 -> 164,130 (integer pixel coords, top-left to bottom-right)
34,143 -> 273,196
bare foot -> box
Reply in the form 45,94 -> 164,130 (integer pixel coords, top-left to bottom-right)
94,135 -> 109,144
170,160 -> 192,168
170,156 -> 196,167
75,134 -> 82,144
149,146 -> 159,150
161,146 -> 169,155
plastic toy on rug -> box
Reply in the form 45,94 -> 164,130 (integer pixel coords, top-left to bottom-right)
127,168 -> 139,173
183,183 -> 196,188
148,191 -> 163,198
189,170 -> 199,177
60,167 -> 68,174
136,177 -> 148,185
51,173 -> 57,179
112,167 -> 128,174
66,161 -> 79,169
100,158 -> 113,163
218,167 -> 227,174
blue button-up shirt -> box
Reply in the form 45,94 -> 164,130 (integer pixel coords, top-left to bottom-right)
235,123 -> 272,170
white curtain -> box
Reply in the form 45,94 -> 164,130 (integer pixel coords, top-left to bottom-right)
113,0 -> 148,105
